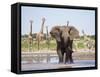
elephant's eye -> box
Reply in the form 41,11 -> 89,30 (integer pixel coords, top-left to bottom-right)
50,32 -> 52,34
50,32 -> 54,36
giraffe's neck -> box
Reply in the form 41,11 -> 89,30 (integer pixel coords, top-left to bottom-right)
29,21 -> 33,36
46,26 -> 48,36
40,19 -> 45,34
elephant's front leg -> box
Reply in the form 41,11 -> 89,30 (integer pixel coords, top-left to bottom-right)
63,47 -> 73,64
57,44 -> 63,63
66,49 -> 74,64
68,40 -> 74,63
69,50 -> 74,63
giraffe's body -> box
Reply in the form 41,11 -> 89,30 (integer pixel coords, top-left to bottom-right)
36,17 -> 45,50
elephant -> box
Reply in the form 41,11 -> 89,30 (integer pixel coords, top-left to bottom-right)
50,25 -> 79,64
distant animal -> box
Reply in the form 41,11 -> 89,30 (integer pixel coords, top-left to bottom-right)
36,17 -> 45,50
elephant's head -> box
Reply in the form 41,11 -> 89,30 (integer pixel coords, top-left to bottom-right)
50,26 -> 79,42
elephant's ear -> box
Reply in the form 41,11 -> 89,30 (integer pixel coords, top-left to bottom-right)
68,26 -> 79,40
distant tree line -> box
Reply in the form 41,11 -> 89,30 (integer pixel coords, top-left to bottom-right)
22,34 -> 95,40
79,35 -> 95,40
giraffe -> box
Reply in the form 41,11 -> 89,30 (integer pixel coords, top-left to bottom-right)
28,20 -> 33,52
67,21 -> 69,26
82,30 -> 87,40
82,30 -> 94,51
36,17 -> 45,50
46,26 -> 50,49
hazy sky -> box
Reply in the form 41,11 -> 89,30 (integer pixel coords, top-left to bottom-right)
21,6 -> 95,35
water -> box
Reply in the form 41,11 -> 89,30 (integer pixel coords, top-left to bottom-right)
22,57 -> 95,70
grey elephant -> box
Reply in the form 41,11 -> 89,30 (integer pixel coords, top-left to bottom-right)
50,25 -> 79,64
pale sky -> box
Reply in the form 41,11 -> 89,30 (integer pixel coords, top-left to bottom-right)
21,6 -> 95,36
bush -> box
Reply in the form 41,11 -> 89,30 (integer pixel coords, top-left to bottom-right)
77,42 -> 85,49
